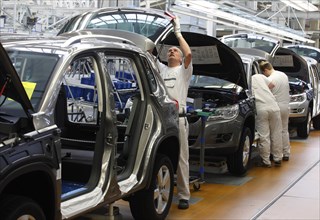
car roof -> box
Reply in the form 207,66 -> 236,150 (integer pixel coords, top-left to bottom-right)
285,44 -> 320,52
284,44 -> 320,63
221,33 -> 279,44
59,29 -> 155,52
3,32 -> 144,53
221,33 -> 281,57
57,7 -> 173,43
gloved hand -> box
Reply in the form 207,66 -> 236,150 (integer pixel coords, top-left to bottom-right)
173,16 -> 182,38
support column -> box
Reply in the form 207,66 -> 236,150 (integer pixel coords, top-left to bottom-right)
206,15 -> 216,37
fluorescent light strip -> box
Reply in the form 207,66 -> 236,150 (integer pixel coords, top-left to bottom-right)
296,0 -> 318,11
280,0 -> 318,12
172,0 -> 315,43
280,0 -> 305,11
170,7 -> 307,44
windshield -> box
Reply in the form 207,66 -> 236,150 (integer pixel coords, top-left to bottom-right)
287,47 -> 320,63
1,50 -> 59,114
189,75 -> 242,91
223,37 -> 276,54
59,11 -> 171,42
58,15 -> 84,34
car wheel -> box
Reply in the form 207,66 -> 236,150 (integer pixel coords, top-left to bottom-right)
0,195 -> 45,220
129,154 -> 174,220
297,107 -> 312,138
227,127 -> 252,176
312,114 -> 320,130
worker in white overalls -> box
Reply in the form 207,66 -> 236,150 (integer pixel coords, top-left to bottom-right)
260,61 -> 291,161
156,15 -> 193,209
252,73 -> 283,167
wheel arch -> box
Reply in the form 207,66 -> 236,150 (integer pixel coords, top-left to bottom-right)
0,162 -> 58,220
156,135 -> 180,172
309,100 -> 314,117
145,134 -> 179,189
243,114 -> 255,143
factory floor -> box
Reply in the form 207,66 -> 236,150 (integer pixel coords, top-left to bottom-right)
78,129 -> 320,220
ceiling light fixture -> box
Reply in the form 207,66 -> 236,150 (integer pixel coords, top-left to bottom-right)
170,7 -> 311,44
171,0 -> 315,44
280,0 -> 318,12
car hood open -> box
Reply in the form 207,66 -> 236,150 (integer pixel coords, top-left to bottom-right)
0,43 -> 34,117
273,47 -> 309,84
157,32 -> 248,89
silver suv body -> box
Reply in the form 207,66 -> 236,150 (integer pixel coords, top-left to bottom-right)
221,33 -> 320,138
273,48 -> 320,137
0,33 -> 180,220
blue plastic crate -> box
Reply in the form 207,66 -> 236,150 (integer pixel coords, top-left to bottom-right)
116,71 -> 136,81
82,88 -> 95,102
66,86 -> 83,99
81,77 -> 94,86
114,80 -> 125,89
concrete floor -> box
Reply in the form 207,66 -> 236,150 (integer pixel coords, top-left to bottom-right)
77,129 -> 320,220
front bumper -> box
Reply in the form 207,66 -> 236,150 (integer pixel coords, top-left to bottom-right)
188,116 -> 243,155
289,99 -> 308,119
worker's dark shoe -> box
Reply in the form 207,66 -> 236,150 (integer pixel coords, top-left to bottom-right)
178,199 -> 189,209
274,160 -> 282,167
256,162 -> 271,168
283,156 -> 289,161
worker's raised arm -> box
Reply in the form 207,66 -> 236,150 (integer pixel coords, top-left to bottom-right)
173,16 -> 192,69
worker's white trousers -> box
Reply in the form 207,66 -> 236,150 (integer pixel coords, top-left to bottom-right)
177,117 -> 190,200
256,108 -> 283,164
278,103 -> 290,157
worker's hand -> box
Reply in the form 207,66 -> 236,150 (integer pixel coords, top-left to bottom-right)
173,16 -> 182,38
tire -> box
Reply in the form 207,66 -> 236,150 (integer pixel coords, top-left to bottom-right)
129,154 -> 174,220
227,127 -> 252,176
0,195 -> 46,220
312,114 -> 320,130
297,107 -> 312,138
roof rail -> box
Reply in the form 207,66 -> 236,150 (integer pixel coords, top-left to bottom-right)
1,38 -> 55,47
62,34 -> 136,47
